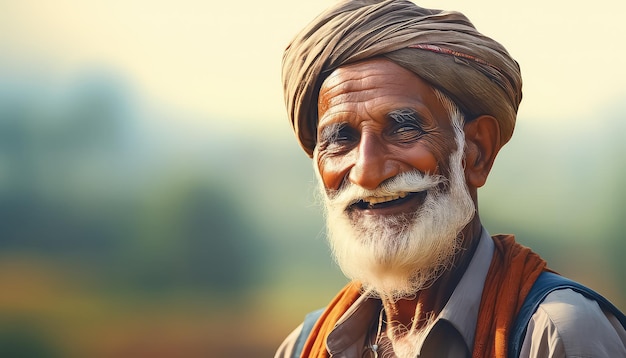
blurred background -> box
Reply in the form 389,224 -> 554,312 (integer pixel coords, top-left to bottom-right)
1,0 -> 625,357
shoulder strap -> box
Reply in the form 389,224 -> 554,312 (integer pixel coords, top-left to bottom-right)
508,271 -> 626,358
292,308 -> 325,358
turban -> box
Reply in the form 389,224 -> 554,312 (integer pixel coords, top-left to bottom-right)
282,0 -> 523,157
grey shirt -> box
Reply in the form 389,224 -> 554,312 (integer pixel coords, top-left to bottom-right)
275,230 -> 626,357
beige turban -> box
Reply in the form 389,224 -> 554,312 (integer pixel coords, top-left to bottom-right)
282,0 -> 523,157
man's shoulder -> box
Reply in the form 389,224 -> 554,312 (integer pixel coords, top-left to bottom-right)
521,288 -> 626,357
536,288 -> 621,329
274,323 -> 303,358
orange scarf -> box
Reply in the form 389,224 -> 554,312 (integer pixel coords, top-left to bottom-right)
302,234 -> 547,358
472,234 -> 548,357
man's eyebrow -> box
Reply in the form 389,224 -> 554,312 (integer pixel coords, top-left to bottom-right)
318,122 -> 345,142
387,108 -> 422,124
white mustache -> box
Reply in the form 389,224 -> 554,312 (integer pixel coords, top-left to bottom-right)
326,170 -> 448,210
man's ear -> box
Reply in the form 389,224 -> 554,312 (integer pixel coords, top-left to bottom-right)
463,115 -> 501,188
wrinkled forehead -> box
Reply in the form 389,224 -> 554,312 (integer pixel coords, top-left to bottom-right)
317,58 -> 452,125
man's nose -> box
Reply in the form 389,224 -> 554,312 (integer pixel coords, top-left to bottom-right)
348,133 -> 399,190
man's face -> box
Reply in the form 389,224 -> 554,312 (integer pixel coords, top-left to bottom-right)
314,58 -> 475,300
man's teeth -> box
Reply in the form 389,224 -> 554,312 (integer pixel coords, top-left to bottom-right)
364,192 -> 408,205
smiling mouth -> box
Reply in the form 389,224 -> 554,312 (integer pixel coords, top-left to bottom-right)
351,191 -> 426,210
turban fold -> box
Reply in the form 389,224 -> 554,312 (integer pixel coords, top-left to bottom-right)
282,0 -> 523,157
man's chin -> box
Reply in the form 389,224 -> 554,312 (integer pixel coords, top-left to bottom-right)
329,215 -> 462,302
349,259 -> 449,301
331,235 -> 446,298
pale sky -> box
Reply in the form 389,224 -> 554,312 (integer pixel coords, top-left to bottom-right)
2,0 -> 625,133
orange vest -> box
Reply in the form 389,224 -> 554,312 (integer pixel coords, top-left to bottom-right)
302,234 -> 548,358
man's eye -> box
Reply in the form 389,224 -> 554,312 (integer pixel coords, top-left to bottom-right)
318,123 -> 357,152
396,125 -> 418,133
387,108 -> 425,142
392,124 -> 423,141
334,127 -> 355,143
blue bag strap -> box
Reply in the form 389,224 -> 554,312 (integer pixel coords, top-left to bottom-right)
292,308 -> 325,358
508,271 -> 626,358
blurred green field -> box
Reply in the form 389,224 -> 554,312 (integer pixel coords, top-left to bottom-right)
0,249 -> 346,357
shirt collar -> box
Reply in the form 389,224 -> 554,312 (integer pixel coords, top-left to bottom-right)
327,292 -> 380,353
438,227 -> 494,352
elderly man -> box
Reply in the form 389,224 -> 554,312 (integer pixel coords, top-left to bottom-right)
275,1 -> 626,357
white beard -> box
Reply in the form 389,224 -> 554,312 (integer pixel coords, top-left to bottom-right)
315,112 -> 475,302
